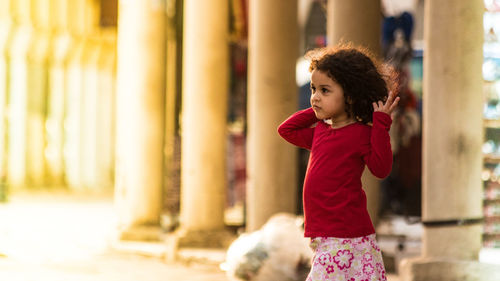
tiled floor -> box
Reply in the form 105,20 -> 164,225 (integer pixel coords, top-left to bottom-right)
0,193 -> 401,281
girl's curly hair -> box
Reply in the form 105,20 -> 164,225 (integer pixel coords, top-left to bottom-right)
305,43 -> 398,124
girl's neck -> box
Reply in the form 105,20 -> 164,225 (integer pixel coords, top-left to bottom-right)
327,117 -> 357,129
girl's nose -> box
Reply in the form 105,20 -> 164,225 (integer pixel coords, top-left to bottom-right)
311,93 -> 319,102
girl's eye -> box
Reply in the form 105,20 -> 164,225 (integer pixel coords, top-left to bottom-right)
310,87 -> 316,93
321,88 -> 328,93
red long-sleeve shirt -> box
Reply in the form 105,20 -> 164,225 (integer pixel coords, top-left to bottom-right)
278,108 -> 393,238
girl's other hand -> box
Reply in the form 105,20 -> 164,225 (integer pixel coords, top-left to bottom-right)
372,91 -> 400,117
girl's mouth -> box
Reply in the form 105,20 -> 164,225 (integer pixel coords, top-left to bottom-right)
312,105 -> 321,110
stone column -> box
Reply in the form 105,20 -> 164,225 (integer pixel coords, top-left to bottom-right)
46,0 -> 71,186
177,0 -> 230,247
399,1 -> 500,280
422,0 -> 483,258
0,0 -> 12,188
6,0 -> 33,189
95,31 -> 117,191
246,0 -> 299,231
64,35 -> 85,189
327,0 -> 382,226
163,0 -> 182,225
80,0 -> 106,191
327,0 -> 381,55
26,0 -> 52,187
114,0 -> 166,240
64,0 -> 96,190
80,36 -> 101,190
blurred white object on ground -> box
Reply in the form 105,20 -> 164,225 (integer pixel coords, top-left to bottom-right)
222,213 -> 312,281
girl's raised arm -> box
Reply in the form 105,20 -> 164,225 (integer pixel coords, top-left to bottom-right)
363,112 -> 393,178
277,108 -> 319,150
364,92 -> 399,178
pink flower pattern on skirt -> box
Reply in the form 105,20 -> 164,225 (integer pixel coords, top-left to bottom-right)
306,234 -> 387,281
318,253 -> 332,266
363,263 -> 375,275
363,253 -> 373,263
333,250 -> 354,270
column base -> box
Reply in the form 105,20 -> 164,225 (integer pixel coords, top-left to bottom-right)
118,225 -> 163,241
173,228 -> 236,248
164,228 -> 236,263
399,257 -> 500,281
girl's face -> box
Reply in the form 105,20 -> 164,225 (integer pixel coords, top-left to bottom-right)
310,69 -> 348,120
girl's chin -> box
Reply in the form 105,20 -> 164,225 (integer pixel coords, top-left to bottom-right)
313,112 -> 327,120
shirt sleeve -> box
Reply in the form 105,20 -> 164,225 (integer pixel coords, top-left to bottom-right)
362,111 -> 393,178
277,107 -> 319,150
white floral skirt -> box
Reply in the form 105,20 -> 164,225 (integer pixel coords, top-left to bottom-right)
306,234 -> 387,281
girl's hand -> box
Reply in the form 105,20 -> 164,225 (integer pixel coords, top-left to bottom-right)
373,91 -> 400,116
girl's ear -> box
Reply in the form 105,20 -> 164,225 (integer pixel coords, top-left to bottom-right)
346,96 -> 353,104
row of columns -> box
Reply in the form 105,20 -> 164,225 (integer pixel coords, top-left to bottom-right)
0,0 -> 116,191
114,0 -> 301,242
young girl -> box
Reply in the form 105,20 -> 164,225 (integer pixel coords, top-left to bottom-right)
278,43 -> 399,281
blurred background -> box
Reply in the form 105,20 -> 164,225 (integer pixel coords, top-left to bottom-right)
0,0 -> 498,280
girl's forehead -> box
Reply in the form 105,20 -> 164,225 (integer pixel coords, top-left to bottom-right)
311,69 -> 335,83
